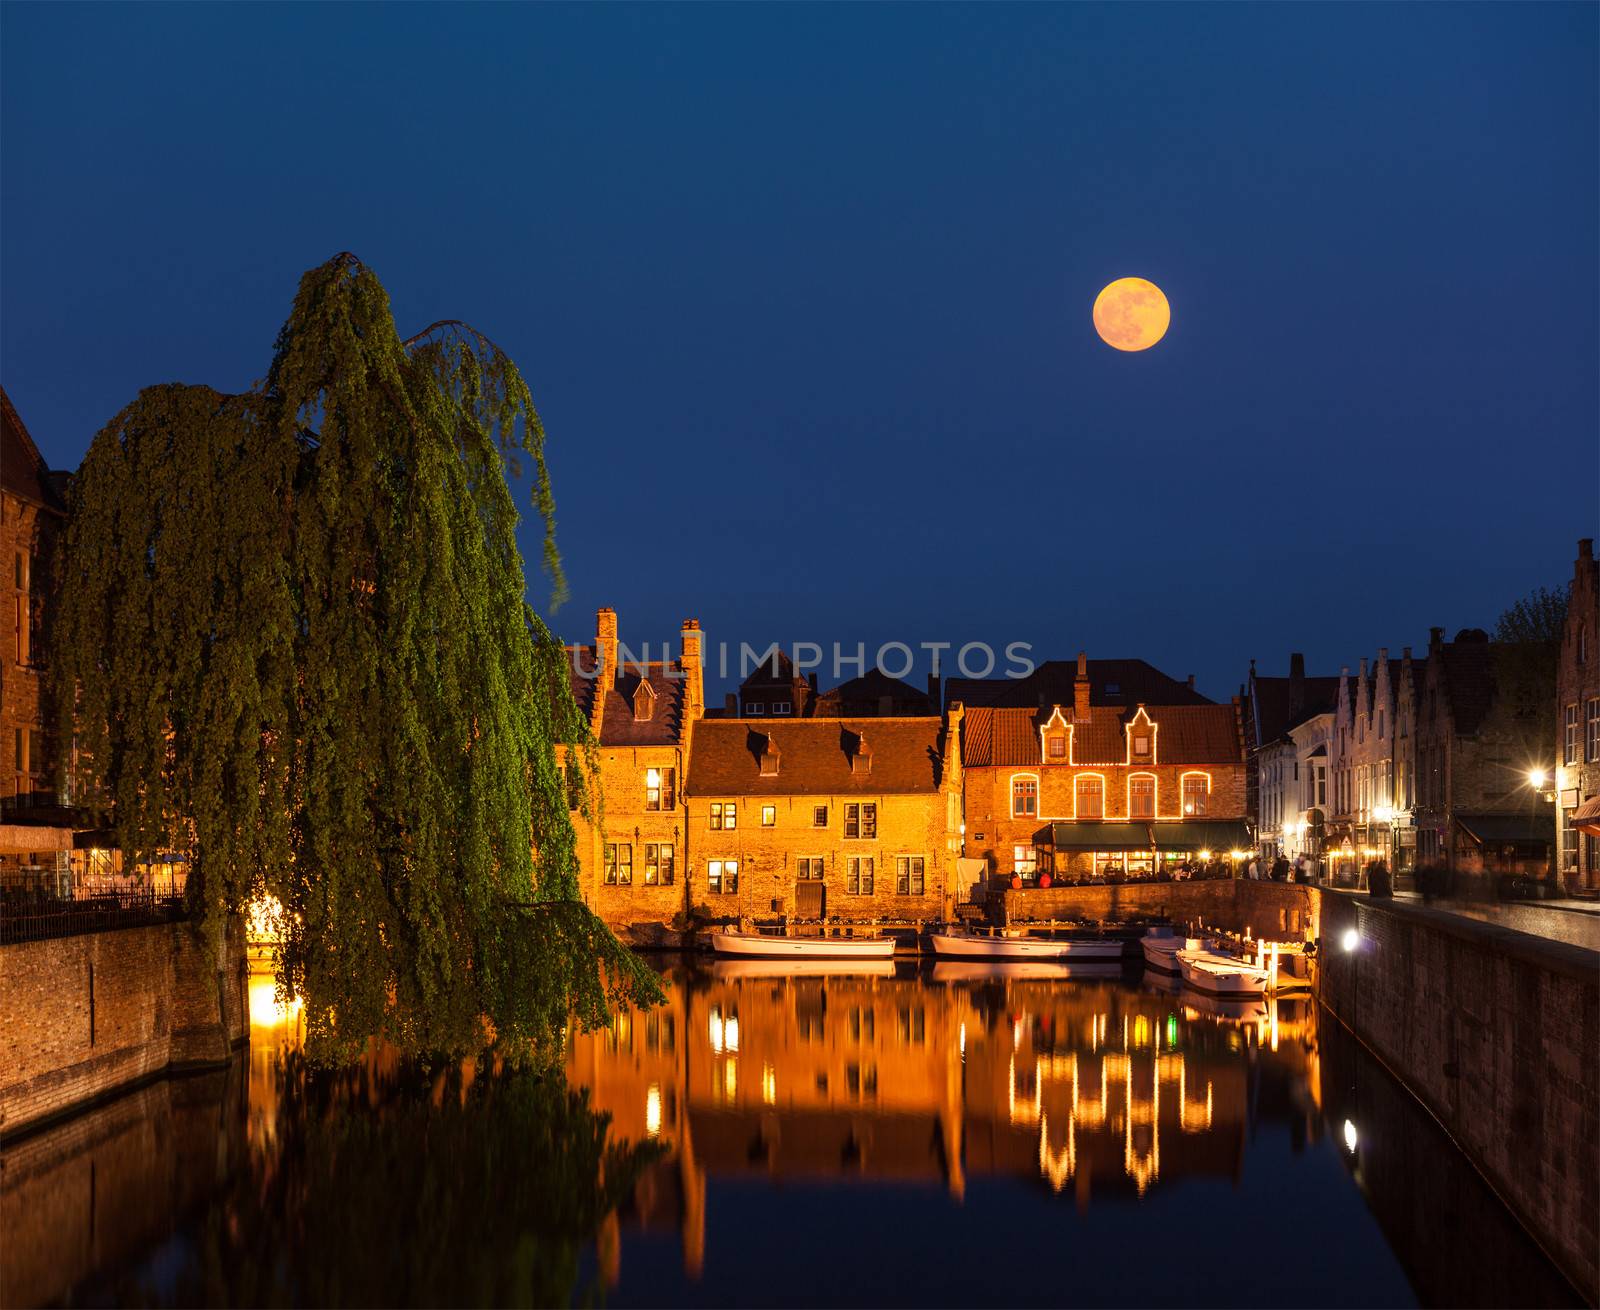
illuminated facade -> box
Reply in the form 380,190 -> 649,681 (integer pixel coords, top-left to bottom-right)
956,652 -> 1247,880
1556,539 -> 1600,890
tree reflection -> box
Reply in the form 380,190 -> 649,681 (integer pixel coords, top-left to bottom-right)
91,1054 -> 662,1308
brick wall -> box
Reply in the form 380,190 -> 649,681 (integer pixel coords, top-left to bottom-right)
998,878 -> 1318,942
1556,540 -> 1599,889
0,916 -> 248,1139
1317,890 -> 1599,1302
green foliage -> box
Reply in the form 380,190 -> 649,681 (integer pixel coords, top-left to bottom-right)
53,253 -> 661,1064
1493,584 -> 1569,648
1492,583 -> 1568,725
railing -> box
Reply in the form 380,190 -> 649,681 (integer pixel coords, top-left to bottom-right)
0,868 -> 187,945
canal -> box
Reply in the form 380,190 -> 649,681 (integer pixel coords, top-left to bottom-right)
2,960 -> 1580,1309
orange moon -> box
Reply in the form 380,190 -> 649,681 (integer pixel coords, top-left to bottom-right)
1093,277 -> 1171,351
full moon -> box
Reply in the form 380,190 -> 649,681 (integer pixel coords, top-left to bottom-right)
1093,277 -> 1171,352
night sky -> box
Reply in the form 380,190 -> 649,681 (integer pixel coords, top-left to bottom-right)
3,4 -> 1595,700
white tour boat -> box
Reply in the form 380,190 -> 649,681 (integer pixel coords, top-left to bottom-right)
1140,926 -> 1188,974
929,930 -> 1126,961
1176,939 -> 1288,998
709,930 -> 896,960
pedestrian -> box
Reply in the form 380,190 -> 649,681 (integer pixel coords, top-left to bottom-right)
1271,854 -> 1290,882
1248,857 -> 1260,881
1294,854 -> 1307,884
1367,857 -> 1393,898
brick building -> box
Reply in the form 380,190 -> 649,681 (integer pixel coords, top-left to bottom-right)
955,652 -> 1247,882
564,608 -> 706,926
1557,538 -> 1600,890
1412,626 -> 1554,884
1324,651 -> 1406,881
1,386 -> 75,879
685,712 -> 961,922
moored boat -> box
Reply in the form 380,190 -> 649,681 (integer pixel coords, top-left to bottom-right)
1176,946 -> 1270,998
1140,926 -> 1188,974
710,930 -> 896,959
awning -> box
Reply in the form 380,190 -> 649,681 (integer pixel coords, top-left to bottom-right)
1049,821 -> 1153,850
1573,794 -> 1600,836
1454,814 -> 1555,846
1149,820 -> 1254,851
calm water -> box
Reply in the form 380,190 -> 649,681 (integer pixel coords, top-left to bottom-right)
3,960 -> 1579,1309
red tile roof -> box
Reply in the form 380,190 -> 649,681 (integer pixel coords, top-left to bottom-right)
688,717 -> 945,796
961,703 -> 1240,767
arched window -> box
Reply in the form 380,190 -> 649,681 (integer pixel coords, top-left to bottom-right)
1128,773 -> 1156,820
1011,775 -> 1038,818
1181,773 -> 1210,816
1074,774 -> 1104,819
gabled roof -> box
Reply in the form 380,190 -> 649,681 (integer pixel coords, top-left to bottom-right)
1250,674 -> 1341,745
1435,631 -> 1495,736
947,659 -> 1211,711
814,668 -> 936,717
566,647 -> 688,746
688,717 -> 944,796
1,386 -> 66,512
961,703 -> 1241,768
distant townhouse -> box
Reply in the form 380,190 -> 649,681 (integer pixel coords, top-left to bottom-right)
812,668 -> 938,718
1244,654 -> 1340,865
685,712 -> 962,922
1413,626 -> 1553,885
954,652 -> 1247,882
565,608 -> 705,927
731,652 -> 813,719
1328,651 -> 1404,881
724,659 -> 936,719
1557,538 -> 1600,890
1,387 -> 75,881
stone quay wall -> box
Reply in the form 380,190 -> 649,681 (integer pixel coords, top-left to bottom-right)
998,878 -> 1319,942
0,917 -> 248,1140
1316,891 -> 1598,1304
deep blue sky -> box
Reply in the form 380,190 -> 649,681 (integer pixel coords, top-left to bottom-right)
4,3 -> 1596,700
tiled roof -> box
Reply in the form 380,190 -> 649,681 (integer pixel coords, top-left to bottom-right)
1251,674 -> 1341,744
947,659 -> 1211,711
813,669 -> 935,717
688,717 -> 944,796
1,386 -> 65,511
566,647 -> 688,746
962,703 -> 1240,767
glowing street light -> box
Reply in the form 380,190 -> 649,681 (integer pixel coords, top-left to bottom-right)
1341,927 -> 1361,953
1527,767 -> 1549,789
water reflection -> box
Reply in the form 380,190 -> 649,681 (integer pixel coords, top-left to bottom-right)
1,960 -> 1579,1308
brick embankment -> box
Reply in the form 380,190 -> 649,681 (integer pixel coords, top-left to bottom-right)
0,917 -> 248,1140
1317,891 -> 1599,1304
998,879 -> 1319,942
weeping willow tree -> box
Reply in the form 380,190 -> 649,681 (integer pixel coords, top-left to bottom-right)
53,253 -> 660,1064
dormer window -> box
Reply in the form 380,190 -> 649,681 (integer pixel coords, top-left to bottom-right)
1126,707 -> 1157,764
632,680 -> 655,722
759,738 -> 780,777
851,736 -> 873,776
1047,734 -> 1066,758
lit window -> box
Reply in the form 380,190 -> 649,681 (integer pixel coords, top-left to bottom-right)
1075,775 -> 1103,819
1129,775 -> 1156,820
1181,775 -> 1209,816
1047,734 -> 1066,759
645,767 -> 675,810
709,802 -> 737,830
847,856 -> 874,894
1133,734 -> 1150,757
762,804 -> 776,826
644,843 -> 674,885
708,859 -> 739,894
843,803 -> 876,839
1012,777 -> 1038,818
604,843 -> 633,886
896,856 -> 924,895
1012,845 -> 1037,875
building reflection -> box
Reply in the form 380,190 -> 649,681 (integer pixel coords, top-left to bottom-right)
565,963 -> 1324,1283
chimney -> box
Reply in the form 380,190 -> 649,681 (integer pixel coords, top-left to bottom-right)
591,607 -> 618,740
1580,538 -> 1594,561
1074,650 -> 1091,720
724,692 -> 737,714
1428,626 -> 1444,652
878,694 -> 894,716
1289,652 -> 1305,680
679,619 -> 704,736
1579,539 -> 1598,589
1186,673 -> 1195,691
927,672 -> 941,707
